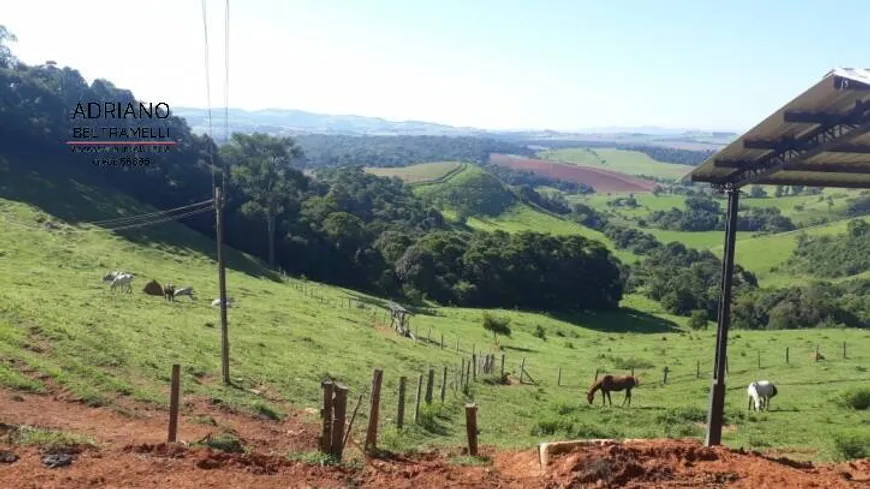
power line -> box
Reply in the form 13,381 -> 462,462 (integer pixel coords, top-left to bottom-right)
102,205 -> 213,232
82,199 -> 214,226
201,0 -> 217,189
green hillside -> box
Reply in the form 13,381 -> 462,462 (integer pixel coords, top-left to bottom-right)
539,147 -> 691,180
365,161 -> 465,184
4,184 -> 870,459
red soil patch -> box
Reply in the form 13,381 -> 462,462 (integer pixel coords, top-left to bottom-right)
1,388 -> 870,487
490,153 -> 656,193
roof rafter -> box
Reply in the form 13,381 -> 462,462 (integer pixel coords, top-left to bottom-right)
740,139 -> 870,153
711,102 -> 870,188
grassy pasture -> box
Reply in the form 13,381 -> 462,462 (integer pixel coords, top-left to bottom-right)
364,161 -> 465,184
539,147 -> 691,180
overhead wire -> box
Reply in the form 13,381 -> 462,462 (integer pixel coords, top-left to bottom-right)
223,0 -> 230,189
201,0 -> 217,189
101,206 -> 214,232
82,199 -> 214,226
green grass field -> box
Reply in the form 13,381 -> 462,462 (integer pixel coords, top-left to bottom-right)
538,147 -> 691,180
2,158 -> 870,462
365,161 -> 465,184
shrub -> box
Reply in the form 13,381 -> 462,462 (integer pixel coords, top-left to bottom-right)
833,432 -> 870,460
533,325 -> 547,341
836,387 -> 870,410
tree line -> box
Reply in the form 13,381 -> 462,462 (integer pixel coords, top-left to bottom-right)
517,139 -> 716,166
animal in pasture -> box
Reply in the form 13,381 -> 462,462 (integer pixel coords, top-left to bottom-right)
587,375 -> 638,407
109,273 -> 135,293
747,380 -> 778,412
173,287 -> 196,300
102,270 -> 131,283
163,283 -> 176,301
211,297 -> 234,308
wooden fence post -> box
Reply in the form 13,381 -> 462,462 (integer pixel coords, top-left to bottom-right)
757,350 -> 761,369
843,341 -> 847,359
465,359 -> 471,389
460,357 -> 466,387
414,374 -> 423,423
330,384 -> 348,460
786,346 -> 789,364
320,380 -> 334,452
557,367 -> 562,387
397,376 -> 406,429
472,354 -> 477,381
441,333 -> 444,350
425,368 -> 435,403
465,403 -> 478,457
441,366 -> 448,402
662,366 -> 669,384
168,364 -> 180,443
500,354 -> 505,378
520,357 -> 526,384
594,368 -> 599,382
696,360 -> 700,379
364,369 -> 383,451
815,344 -> 820,362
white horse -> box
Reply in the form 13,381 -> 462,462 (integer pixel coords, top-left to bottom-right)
747,380 -> 778,411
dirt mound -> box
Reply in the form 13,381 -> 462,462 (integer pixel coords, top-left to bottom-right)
543,438 -> 869,488
490,154 -> 656,193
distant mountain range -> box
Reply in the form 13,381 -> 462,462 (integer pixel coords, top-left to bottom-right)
172,107 -> 736,150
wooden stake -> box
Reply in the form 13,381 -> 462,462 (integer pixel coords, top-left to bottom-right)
168,364 -> 180,443
465,403 -> 478,456
397,376 -> 406,429
500,354 -> 505,378
330,384 -> 348,459
460,357 -> 466,387
786,346 -> 789,364
844,341 -> 847,359
425,368 -> 435,403
320,380 -> 334,452
557,367 -> 562,386
696,360 -> 700,379
520,357 -> 526,384
414,374 -> 423,424
815,344 -> 820,362
440,366 -> 448,402
364,369 -> 383,451
663,366 -> 669,384
594,368 -> 599,382
472,354 -> 477,381
441,333 -> 444,349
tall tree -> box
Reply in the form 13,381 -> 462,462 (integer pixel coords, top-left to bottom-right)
221,133 -> 305,267
0,25 -> 17,68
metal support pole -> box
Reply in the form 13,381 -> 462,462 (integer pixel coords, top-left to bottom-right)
705,187 -> 740,447
215,185 -> 230,385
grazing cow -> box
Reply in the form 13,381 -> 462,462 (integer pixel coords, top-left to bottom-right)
110,273 -> 135,293
173,287 -> 196,300
587,375 -> 639,407
211,297 -> 234,308
163,283 -> 176,301
747,380 -> 778,411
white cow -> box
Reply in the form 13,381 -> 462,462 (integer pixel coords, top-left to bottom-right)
109,273 -> 135,293
174,287 -> 196,300
747,380 -> 778,411
211,297 -> 234,308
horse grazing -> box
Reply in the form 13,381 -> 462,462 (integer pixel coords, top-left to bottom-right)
747,380 -> 778,411
587,375 -> 638,407
173,286 -> 196,300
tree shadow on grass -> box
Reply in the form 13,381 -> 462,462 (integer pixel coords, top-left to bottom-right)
551,307 -> 680,334
502,345 -> 538,354
0,154 -> 281,283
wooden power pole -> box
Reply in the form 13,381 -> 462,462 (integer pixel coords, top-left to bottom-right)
215,184 -> 230,385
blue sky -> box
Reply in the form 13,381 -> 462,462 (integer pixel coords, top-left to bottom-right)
1,0 -> 867,132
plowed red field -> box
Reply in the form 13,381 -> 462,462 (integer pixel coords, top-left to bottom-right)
490,153 -> 657,193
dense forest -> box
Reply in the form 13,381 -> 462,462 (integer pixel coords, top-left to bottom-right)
519,139 -> 716,166
294,134 -> 535,168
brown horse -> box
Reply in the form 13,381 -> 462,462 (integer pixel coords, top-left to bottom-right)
587,375 -> 638,407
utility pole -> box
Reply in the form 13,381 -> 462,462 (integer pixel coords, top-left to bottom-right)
215,183 -> 230,385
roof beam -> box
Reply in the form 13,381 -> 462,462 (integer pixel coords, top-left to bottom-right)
711,104 -> 870,189
784,101 -> 870,124
742,139 -> 870,153
779,163 -> 870,174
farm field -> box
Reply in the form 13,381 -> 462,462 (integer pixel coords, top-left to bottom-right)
364,161 -> 465,184
490,153 -> 656,194
2,177 -> 870,464
538,147 -> 692,180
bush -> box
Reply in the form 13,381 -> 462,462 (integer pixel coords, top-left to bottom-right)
836,387 -> 870,410
533,325 -> 547,341
833,432 -> 870,460
687,310 -> 709,330
482,313 -> 512,344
